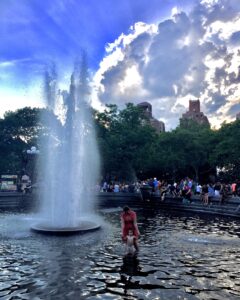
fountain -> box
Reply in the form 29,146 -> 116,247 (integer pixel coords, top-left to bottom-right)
31,59 -> 101,234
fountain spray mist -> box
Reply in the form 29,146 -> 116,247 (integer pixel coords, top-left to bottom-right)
37,58 -> 100,229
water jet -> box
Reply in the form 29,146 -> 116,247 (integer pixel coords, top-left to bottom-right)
32,59 -> 101,233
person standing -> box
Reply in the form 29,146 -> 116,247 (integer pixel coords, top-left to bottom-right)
153,178 -> 159,193
196,183 -> 202,195
114,183 -> 120,192
202,184 -> 209,205
102,181 -> 108,192
182,184 -> 192,203
125,229 -> 137,256
231,182 -> 237,197
121,206 -> 140,251
21,174 -> 31,193
214,182 -> 222,197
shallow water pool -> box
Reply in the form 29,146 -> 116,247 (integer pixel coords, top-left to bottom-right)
0,208 -> 240,299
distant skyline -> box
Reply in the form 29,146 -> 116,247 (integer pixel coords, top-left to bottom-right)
0,0 -> 240,130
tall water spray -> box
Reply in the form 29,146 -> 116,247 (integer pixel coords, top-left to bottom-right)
36,60 -> 100,231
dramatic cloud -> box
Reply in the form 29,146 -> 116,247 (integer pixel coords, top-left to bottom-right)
0,0 -> 239,128
0,0 -> 195,117
93,0 -> 240,129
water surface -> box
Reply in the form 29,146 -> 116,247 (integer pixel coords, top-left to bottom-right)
0,208 -> 240,299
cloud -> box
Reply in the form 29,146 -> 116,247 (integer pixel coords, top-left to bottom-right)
93,0 -> 240,129
206,92 -> 227,113
0,0 -> 239,127
0,58 -> 47,89
230,31 -> 240,45
228,102 -> 240,115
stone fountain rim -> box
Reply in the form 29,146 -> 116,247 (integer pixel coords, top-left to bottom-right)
31,220 -> 101,235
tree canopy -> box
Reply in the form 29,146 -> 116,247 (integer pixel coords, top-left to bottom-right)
0,107 -> 60,174
95,103 -> 157,181
0,104 -> 239,183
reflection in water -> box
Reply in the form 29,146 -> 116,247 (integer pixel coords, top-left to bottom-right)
1,209 -> 240,299
120,255 -> 141,296
121,255 -> 141,277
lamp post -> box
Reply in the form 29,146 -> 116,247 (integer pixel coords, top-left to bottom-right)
25,146 -> 40,184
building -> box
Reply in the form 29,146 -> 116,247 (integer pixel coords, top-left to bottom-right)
180,99 -> 210,128
137,102 -> 165,133
236,112 -> 240,120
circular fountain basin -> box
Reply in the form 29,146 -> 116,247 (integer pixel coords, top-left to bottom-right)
31,220 -> 101,235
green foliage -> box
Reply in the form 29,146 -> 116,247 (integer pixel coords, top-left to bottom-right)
95,104 -> 219,182
210,119 -> 240,179
0,107 -> 60,173
143,123 -> 215,181
0,104 -> 239,182
95,103 -> 157,180
180,118 -> 210,130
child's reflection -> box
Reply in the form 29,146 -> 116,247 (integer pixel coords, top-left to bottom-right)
120,254 -> 141,294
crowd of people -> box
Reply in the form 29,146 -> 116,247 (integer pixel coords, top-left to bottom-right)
98,177 -> 240,204
97,181 -> 141,193
119,180 -> 240,257
18,174 -> 240,205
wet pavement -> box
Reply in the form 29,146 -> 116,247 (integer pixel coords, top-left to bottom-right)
0,208 -> 240,299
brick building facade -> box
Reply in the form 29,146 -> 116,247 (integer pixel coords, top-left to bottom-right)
137,102 -> 165,133
180,100 -> 210,128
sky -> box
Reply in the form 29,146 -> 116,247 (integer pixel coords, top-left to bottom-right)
0,0 -> 240,130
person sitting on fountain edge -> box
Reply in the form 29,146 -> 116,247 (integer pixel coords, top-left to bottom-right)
121,206 -> 140,252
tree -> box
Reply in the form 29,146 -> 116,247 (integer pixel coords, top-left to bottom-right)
1,103 -> 239,184
95,104 -> 219,182
147,122 -> 216,182
174,124 -> 215,182
211,119 -> 240,180
95,103 -> 157,181
0,107 -> 61,173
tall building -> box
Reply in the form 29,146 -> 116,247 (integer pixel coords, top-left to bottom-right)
180,99 -> 210,128
137,102 -> 165,132
236,112 -> 240,120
